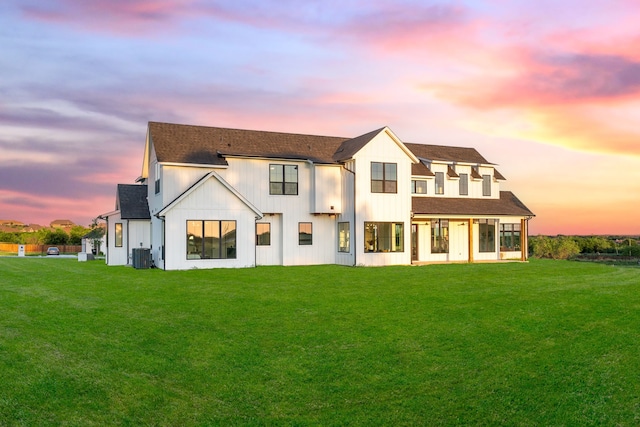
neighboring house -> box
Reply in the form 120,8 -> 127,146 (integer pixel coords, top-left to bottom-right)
50,219 -> 75,229
102,121 -> 534,270
100,184 -> 151,266
81,225 -> 107,255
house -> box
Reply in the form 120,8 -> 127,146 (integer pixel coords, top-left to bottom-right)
50,219 -> 75,229
101,121 -> 534,270
100,184 -> 151,266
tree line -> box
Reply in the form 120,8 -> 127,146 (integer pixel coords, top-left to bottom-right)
0,226 -> 92,246
529,235 -> 640,260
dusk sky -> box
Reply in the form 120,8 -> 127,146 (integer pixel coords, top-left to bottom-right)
1,0 -> 639,235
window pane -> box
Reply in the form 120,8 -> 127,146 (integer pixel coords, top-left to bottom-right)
483,175 -> 491,196
115,223 -> 123,247
299,222 -> 312,245
371,162 -> 383,180
187,220 -> 202,258
257,223 -> 271,246
270,182 -> 283,195
431,219 -> 449,253
364,222 -> 404,252
270,165 -> 283,182
284,165 -> 297,183
371,180 -> 383,193
384,180 -> 397,193
284,182 -> 298,195
221,221 -> 236,259
204,220 -> 220,259
416,180 -> 427,194
435,173 -> 444,195
459,173 -> 468,195
338,222 -> 350,252
385,163 -> 397,181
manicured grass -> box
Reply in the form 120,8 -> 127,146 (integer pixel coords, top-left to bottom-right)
1,259 -> 639,425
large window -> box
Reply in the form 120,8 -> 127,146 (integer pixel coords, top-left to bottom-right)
482,175 -> 492,196
371,162 -> 397,193
500,223 -> 521,251
115,223 -> 123,247
431,219 -> 448,253
479,219 -> 496,252
411,179 -> 428,194
435,172 -> 444,195
270,164 -> 298,195
187,220 -> 236,259
364,222 -> 404,252
256,223 -> 271,246
338,222 -> 350,252
459,173 -> 468,196
299,222 -> 312,245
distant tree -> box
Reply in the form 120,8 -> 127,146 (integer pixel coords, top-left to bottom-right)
530,235 -> 580,260
44,228 -> 69,245
68,225 -> 90,245
88,217 -> 106,254
0,232 -> 20,244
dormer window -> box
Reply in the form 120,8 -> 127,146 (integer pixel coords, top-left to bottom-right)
482,174 -> 492,196
435,172 -> 444,195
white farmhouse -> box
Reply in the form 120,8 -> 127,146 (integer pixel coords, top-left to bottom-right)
101,122 -> 534,270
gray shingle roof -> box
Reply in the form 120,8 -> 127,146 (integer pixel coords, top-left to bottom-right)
412,191 -> 534,216
117,184 -> 150,219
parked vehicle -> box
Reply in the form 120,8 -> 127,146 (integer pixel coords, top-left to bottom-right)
46,247 -> 60,256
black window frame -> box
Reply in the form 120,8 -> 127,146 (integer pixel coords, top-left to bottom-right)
186,220 -> 237,259
479,219 -> 496,253
431,219 -> 449,253
154,162 -> 160,194
371,162 -> 398,193
338,222 -> 350,252
411,179 -> 428,194
256,222 -> 271,246
298,222 -> 312,245
364,222 -> 404,253
500,223 -> 521,251
269,164 -> 298,195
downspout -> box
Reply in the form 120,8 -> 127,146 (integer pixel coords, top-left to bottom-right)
254,214 -> 263,269
126,220 -> 130,265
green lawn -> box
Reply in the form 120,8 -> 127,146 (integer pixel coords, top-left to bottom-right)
1,259 -> 639,426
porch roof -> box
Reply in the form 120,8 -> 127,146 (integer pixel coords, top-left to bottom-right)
412,191 -> 535,217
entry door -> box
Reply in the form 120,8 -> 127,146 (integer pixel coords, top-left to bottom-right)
411,224 -> 418,261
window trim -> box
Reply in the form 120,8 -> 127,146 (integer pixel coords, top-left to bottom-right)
371,162 -> 398,193
298,222 -> 312,245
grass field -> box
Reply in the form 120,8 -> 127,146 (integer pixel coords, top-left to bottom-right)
1,258 -> 639,426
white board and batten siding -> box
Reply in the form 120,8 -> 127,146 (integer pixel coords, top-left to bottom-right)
352,131 -> 414,266
161,175 -> 258,270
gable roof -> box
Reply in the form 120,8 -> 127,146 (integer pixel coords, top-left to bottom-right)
117,184 -> 150,219
412,191 -> 534,217
157,171 -> 262,219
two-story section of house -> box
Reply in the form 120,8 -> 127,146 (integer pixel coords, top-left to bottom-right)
102,121 -> 534,270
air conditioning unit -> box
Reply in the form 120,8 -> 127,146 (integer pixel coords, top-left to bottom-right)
132,248 -> 151,269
